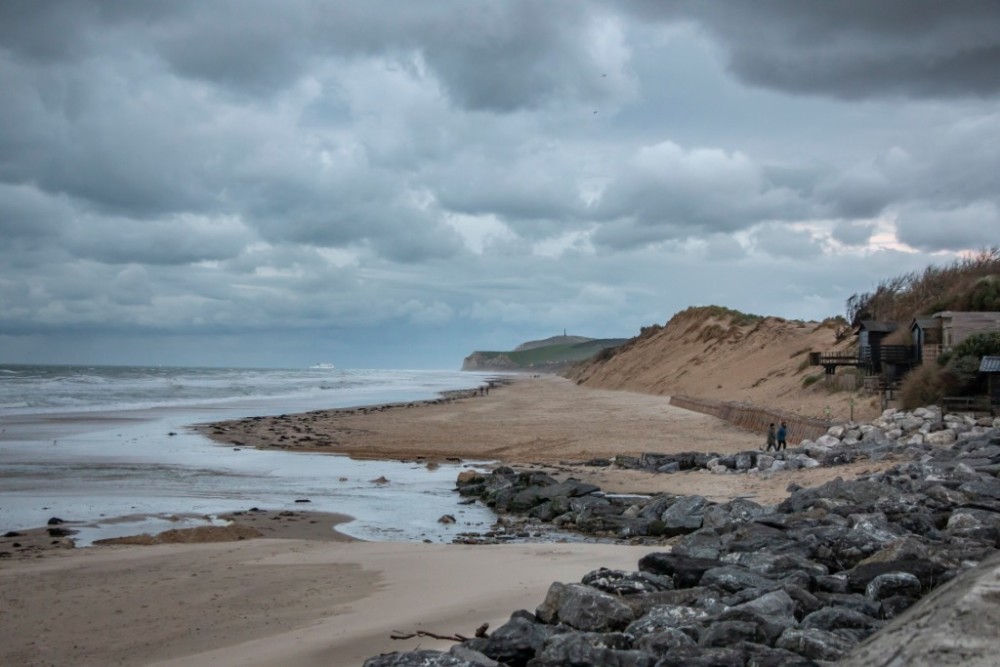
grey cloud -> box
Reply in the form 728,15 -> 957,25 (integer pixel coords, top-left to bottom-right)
625,0 -> 1000,99
832,221 -> 876,246
703,234 -> 747,261
108,265 -> 154,306
242,172 -> 465,263
818,165 -> 898,219
751,224 -> 824,259
0,2 -> 190,64
368,217 -> 466,263
816,147 -> 916,218
432,150 -> 589,231
590,219 -> 678,250
0,1 -> 103,63
2,0 -> 998,368
0,184 -> 71,241
895,202 -> 1000,252
152,7 -> 312,97
0,54 -> 230,218
592,142 -> 810,248
418,3 -> 623,111
92,0 -> 624,110
64,214 -> 254,265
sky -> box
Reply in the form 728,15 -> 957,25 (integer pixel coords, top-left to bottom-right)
2,1 -> 999,369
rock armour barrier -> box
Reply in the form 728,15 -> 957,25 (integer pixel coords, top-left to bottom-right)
670,395 -> 830,445
364,408 -> 1000,666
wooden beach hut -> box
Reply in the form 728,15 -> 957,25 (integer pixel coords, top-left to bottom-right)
935,311 -> 1000,351
910,316 -> 943,364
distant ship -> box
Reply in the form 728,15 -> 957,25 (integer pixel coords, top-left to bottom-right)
309,363 -> 336,370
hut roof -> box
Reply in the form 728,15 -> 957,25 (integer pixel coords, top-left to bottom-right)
981,356 -> 1000,373
910,317 -> 940,330
856,320 -> 898,334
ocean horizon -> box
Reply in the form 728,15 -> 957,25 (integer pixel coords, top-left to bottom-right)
0,364 -> 502,544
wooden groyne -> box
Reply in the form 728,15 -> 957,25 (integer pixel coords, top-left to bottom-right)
669,395 -> 831,445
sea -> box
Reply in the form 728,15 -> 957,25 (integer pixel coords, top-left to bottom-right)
0,364 -> 501,545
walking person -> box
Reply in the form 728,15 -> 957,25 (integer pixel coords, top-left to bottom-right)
777,421 -> 788,450
765,423 -> 777,452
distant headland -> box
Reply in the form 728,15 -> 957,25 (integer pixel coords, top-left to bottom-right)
461,334 -> 629,372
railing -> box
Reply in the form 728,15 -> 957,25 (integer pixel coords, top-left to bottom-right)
813,345 -> 919,374
878,345 -> 918,364
669,395 -> 831,445
941,395 -> 995,414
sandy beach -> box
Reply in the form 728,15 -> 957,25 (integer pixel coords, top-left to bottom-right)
1,375 -> 895,665
198,375 -> 892,504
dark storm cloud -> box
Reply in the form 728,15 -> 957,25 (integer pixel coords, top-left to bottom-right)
625,0 -> 1000,99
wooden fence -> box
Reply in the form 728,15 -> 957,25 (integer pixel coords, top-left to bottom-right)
669,395 -> 832,445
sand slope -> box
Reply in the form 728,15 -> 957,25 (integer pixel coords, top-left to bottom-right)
569,309 -> 880,423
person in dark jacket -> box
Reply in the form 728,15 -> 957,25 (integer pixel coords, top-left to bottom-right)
777,421 -> 788,450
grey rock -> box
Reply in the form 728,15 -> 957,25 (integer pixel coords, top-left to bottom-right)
734,452 -> 755,470
738,641 -> 820,666
535,582 -> 634,632
698,619 -> 762,647
581,568 -> 674,596
927,430 -> 958,446
701,498 -> 767,530
801,606 -> 882,633
464,612 -> 567,666
526,632 -> 654,667
625,604 -> 711,637
846,558 -> 946,592
814,573 -> 850,594
631,628 -> 695,654
814,592 -> 881,618
877,594 -> 917,620
655,646 -> 746,666
447,646 -> 499,666
660,495 -> 708,535
717,589 -> 798,643
865,572 -> 922,600
670,529 -> 725,560
700,566 -> 778,593
776,627 -> 857,661
637,552 -> 723,589
363,650 -> 484,666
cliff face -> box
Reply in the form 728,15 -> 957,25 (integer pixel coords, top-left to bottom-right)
463,336 -> 628,372
461,352 -> 518,371
567,307 -> 875,422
